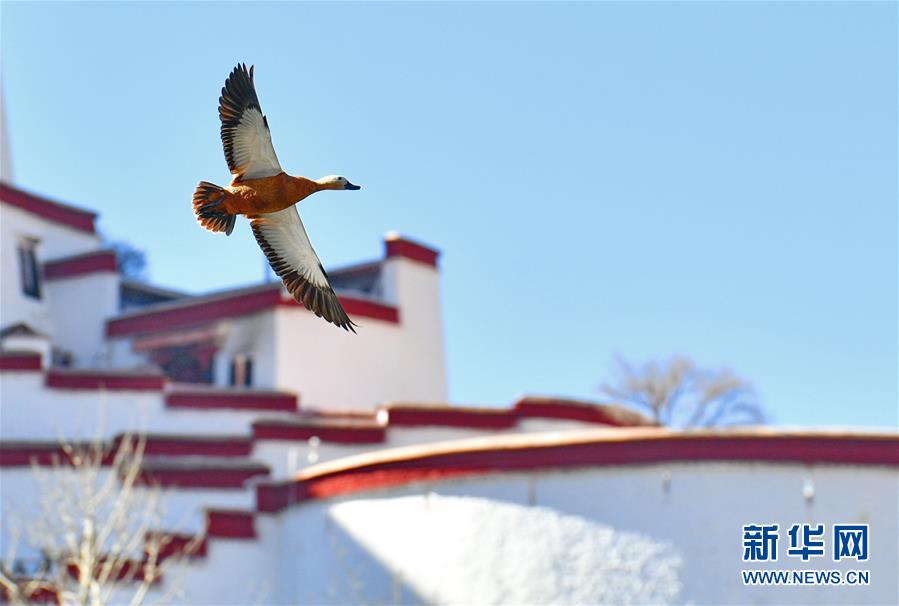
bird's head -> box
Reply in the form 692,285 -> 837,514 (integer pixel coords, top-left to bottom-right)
316,175 -> 361,191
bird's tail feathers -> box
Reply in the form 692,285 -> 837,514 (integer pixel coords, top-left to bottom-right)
193,182 -> 236,235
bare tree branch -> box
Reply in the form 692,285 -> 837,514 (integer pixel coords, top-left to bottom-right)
600,355 -> 765,428
2,430 -> 204,606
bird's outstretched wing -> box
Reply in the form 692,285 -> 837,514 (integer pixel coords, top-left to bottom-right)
219,64 -> 283,180
250,208 -> 357,332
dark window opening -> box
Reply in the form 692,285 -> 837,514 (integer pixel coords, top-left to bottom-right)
150,343 -> 216,384
17,240 -> 41,299
229,354 -> 253,387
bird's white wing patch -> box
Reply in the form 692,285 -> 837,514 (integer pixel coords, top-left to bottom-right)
219,64 -> 283,180
231,107 -> 282,179
250,208 -> 356,331
252,207 -> 329,288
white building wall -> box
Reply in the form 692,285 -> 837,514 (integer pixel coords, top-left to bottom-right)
106,337 -> 152,369
0,204 -> 99,334
45,271 -> 120,367
0,371 -> 296,440
263,463 -> 897,605
172,516 -> 282,606
379,255 -> 448,403
213,313 -> 278,389
274,257 -> 447,410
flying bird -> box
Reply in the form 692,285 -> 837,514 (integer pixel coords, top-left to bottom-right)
193,63 -> 361,332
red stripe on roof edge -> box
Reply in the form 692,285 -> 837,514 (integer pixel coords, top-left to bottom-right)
106,287 -> 399,337
138,465 -> 269,489
139,436 -> 253,457
46,370 -> 166,391
1,436 -> 253,466
255,431 -> 899,512
384,234 -> 439,267
385,405 -> 518,429
145,532 -> 208,560
278,297 -> 400,324
514,397 -> 656,427
166,389 -> 299,412
206,509 -> 256,539
44,250 -> 117,280
0,182 -> 97,233
0,351 -> 42,371
0,444 -> 102,467
252,421 -> 386,444
106,287 -> 280,337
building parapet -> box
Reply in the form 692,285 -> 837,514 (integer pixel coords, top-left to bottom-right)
253,418 -> 386,444
384,233 -> 440,267
43,249 -> 117,280
105,283 -> 400,338
166,386 -> 299,412
0,182 -> 97,234
255,428 -> 899,512
205,509 -> 257,539
45,368 -> 166,390
137,457 -> 269,489
0,350 -> 42,371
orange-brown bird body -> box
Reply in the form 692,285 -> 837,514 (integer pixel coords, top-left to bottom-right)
222,173 -> 329,216
192,64 -> 361,332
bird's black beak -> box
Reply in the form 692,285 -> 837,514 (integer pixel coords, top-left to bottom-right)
345,181 -> 361,190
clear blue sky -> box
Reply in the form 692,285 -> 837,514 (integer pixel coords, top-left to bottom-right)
2,2 -> 895,428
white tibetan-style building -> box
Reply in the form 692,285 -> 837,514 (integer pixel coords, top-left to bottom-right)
0,180 -> 896,606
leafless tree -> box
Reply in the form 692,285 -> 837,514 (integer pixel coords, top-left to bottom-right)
0,434 -> 202,606
601,355 -> 765,428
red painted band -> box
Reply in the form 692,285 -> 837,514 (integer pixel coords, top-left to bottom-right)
278,297 -> 400,324
107,287 -> 281,337
253,421 -> 386,444
514,398 -> 655,427
386,406 -> 518,429
107,287 -> 400,338
1,438 -> 251,466
138,436 -> 253,457
44,250 -> 117,280
1,583 -> 58,603
384,236 -> 439,267
0,352 -> 42,371
46,370 -> 166,391
66,559 -> 160,583
166,390 -> 298,412
256,432 -> 899,512
0,182 -> 97,234
138,465 -> 269,489
206,509 -> 256,539
0,444 -> 97,467
145,532 -> 208,560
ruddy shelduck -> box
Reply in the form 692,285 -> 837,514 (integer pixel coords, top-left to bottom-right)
193,63 -> 361,332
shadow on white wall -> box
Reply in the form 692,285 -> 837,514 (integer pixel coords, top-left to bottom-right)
328,493 -> 683,605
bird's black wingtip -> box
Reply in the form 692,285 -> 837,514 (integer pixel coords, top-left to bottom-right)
231,63 -> 254,77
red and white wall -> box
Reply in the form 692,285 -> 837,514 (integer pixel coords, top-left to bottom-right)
260,451 -> 896,605
2,182 -> 897,606
0,183 -> 105,343
6,427 -> 894,605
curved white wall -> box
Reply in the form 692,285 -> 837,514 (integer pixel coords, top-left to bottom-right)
256,462 -> 896,605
